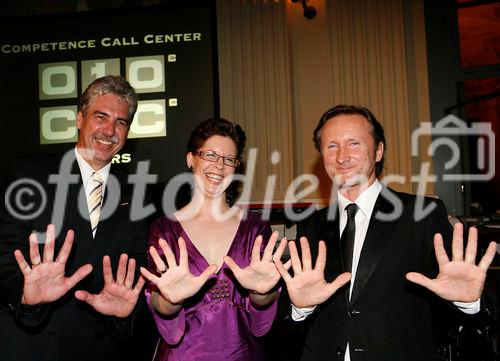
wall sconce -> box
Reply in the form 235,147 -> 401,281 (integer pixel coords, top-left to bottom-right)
290,0 -> 317,20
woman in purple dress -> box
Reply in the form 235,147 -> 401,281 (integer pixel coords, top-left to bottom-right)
140,118 -> 287,361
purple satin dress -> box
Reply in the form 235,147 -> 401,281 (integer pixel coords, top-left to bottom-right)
145,211 -> 276,361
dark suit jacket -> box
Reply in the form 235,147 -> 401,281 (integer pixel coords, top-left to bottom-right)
295,186 -> 490,361
0,152 -> 152,361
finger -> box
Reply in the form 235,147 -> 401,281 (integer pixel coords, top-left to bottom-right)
124,258 -> 136,289
251,235 -> 263,262
478,241 -> 497,272
273,255 -> 292,283
66,264 -> 93,290
178,237 -> 188,267
326,272 -> 351,295
74,290 -> 93,303
149,245 -> 167,273
102,255 -> 114,284
115,253 -> 128,285
464,226 -> 478,264
433,233 -> 450,267
132,275 -> 146,295
55,229 -> 75,263
224,256 -> 242,276
283,259 -> 292,271
14,250 -> 31,275
160,238 -> 177,268
405,272 -> 438,294
272,237 -> 288,262
451,222 -> 464,261
288,240 -> 303,275
43,224 -> 55,262
300,237 -> 312,271
314,241 -> 327,272
196,264 -> 217,285
140,266 -> 160,284
262,232 -> 279,262
28,232 -> 42,266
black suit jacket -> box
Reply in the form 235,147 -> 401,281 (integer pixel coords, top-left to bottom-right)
0,152 -> 152,361
295,186 -> 489,361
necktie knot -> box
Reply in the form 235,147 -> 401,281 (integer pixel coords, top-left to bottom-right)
345,203 -> 359,219
91,171 -> 103,186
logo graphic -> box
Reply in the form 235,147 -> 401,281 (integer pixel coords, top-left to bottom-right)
411,115 -> 495,181
38,56 -> 170,145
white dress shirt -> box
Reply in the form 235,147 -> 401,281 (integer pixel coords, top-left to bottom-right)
74,148 -> 111,237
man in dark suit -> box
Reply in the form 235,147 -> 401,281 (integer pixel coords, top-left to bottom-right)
0,75 -> 152,360
274,105 -> 497,361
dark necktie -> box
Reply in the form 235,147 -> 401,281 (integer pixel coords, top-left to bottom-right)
341,203 -> 359,273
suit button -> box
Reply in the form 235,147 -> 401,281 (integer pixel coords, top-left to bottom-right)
336,347 -> 345,356
48,332 -> 56,339
348,308 -> 360,317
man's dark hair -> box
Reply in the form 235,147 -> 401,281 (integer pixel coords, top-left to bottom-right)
78,75 -> 138,124
313,104 -> 386,177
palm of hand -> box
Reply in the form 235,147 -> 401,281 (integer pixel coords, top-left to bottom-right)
156,267 -> 205,305
406,224 -> 497,303
274,238 -> 352,308
23,263 -> 69,304
237,260 -> 281,294
16,226 -> 92,305
430,262 -> 486,302
286,270 -> 334,308
224,232 -> 286,295
91,283 -> 139,318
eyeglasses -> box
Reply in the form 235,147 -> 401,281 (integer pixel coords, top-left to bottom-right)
196,150 -> 240,167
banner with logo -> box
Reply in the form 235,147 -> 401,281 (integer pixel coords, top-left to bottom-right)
0,0 -> 217,182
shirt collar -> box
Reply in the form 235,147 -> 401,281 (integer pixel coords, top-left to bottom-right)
74,147 -> 111,186
338,179 -> 382,219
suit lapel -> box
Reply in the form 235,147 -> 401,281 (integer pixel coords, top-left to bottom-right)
54,151 -> 87,237
350,187 -> 400,305
57,152 -> 94,273
317,206 -> 341,282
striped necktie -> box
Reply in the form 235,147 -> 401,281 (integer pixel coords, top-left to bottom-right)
89,172 -> 103,236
